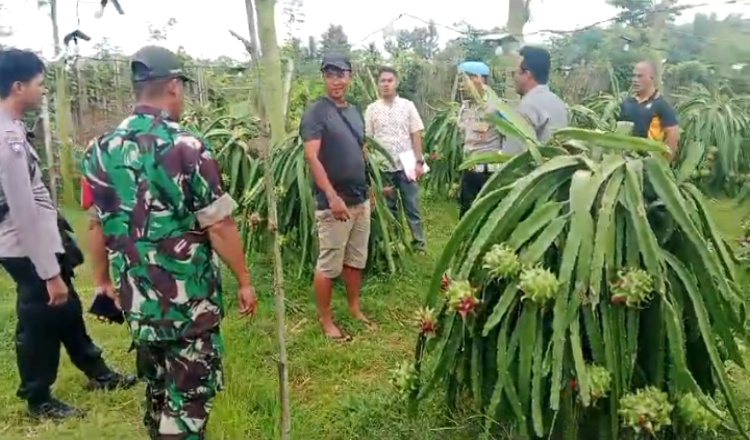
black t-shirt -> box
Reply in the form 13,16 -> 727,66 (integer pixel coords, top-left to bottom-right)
618,92 -> 678,141
300,97 -> 368,210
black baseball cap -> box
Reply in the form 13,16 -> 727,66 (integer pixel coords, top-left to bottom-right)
320,53 -> 352,71
130,45 -> 192,83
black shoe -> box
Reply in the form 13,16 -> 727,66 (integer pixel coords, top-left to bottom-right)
28,398 -> 86,420
86,371 -> 138,391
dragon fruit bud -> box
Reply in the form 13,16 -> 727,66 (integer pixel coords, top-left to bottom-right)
446,280 -> 479,319
587,364 -> 611,401
482,243 -> 522,279
619,387 -> 673,435
610,268 -> 653,308
389,360 -> 418,398
518,266 -> 560,304
441,273 -> 452,291
677,394 -> 723,433
249,212 -> 262,226
414,307 -> 437,336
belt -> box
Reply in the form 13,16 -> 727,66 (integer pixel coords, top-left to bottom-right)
471,163 -> 501,173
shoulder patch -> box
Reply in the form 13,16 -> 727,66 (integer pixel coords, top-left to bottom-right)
3,132 -> 25,155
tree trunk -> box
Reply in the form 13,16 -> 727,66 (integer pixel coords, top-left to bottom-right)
55,65 -> 76,206
244,0 -> 261,60
282,58 -> 295,122
49,0 -> 60,55
502,0 -> 530,100
47,0 -> 74,205
39,0 -> 58,204
40,94 -> 56,203
255,0 -> 285,142
647,0 -> 676,91
251,0 -> 291,438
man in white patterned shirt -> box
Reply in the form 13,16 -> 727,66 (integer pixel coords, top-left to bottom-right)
365,66 -> 426,250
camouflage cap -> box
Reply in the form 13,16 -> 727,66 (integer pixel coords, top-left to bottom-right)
130,45 -> 192,83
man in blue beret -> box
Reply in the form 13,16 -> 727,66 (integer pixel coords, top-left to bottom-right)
456,48 -> 568,217
456,60 -> 502,217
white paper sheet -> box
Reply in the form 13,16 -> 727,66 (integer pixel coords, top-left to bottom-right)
399,151 -> 430,181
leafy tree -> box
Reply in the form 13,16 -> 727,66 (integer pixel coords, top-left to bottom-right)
320,24 -> 350,55
384,22 -> 439,60
304,36 -> 318,60
0,2 -> 12,39
148,17 -> 177,42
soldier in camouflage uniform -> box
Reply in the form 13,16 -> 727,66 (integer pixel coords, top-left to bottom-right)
82,45 -> 258,440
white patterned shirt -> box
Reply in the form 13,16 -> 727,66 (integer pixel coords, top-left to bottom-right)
365,96 -> 424,171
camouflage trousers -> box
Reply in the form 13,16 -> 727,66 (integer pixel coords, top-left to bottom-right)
135,328 -> 224,440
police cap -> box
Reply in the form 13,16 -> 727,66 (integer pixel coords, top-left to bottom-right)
458,61 -> 490,76
130,45 -> 192,83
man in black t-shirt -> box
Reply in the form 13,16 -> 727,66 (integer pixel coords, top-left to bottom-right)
618,61 -> 680,158
301,53 -> 374,340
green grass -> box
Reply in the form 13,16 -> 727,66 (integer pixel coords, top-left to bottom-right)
0,195 -> 749,439
0,196 -> 482,440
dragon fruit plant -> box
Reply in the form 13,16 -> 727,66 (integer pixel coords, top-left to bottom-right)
413,105 -> 747,439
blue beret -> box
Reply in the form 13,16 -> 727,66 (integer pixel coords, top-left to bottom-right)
458,61 -> 490,76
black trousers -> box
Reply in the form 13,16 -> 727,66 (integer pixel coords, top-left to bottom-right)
0,256 -> 110,404
459,170 -> 492,218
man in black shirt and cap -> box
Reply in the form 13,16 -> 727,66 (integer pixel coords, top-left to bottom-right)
301,53 -> 375,340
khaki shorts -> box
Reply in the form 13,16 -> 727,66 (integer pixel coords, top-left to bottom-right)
315,200 -> 371,278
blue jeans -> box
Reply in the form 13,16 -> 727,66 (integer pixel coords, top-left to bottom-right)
384,171 -> 425,249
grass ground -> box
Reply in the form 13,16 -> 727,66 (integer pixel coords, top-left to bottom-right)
0,195 -> 749,440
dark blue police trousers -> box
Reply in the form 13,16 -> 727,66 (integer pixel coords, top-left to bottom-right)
0,256 -> 111,404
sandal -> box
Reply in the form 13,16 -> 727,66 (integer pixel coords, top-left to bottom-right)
326,332 -> 353,342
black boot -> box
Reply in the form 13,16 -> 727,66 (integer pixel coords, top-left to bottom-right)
85,371 -> 138,391
28,398 -> 86,420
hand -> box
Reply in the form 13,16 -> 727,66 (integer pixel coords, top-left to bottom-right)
46,275 -> 69,306
98,282 -> 120,310
238,284 -> 258,317
415,162 -> 424,180
328,195 -> 350,221
382,186 -> 394,196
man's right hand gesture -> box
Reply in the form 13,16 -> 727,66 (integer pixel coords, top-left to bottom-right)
47,275 -> 69,306
328,194 -> 350,221
238,284 -> 258,317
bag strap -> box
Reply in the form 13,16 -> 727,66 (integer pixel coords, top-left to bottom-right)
323,98 -> 364,147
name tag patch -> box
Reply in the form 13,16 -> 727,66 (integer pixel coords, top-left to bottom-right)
3,133 -> 25,155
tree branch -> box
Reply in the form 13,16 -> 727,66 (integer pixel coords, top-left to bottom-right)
229,29 -> 255,57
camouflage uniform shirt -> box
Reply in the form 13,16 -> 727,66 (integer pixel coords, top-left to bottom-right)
82,105 -> 236,342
